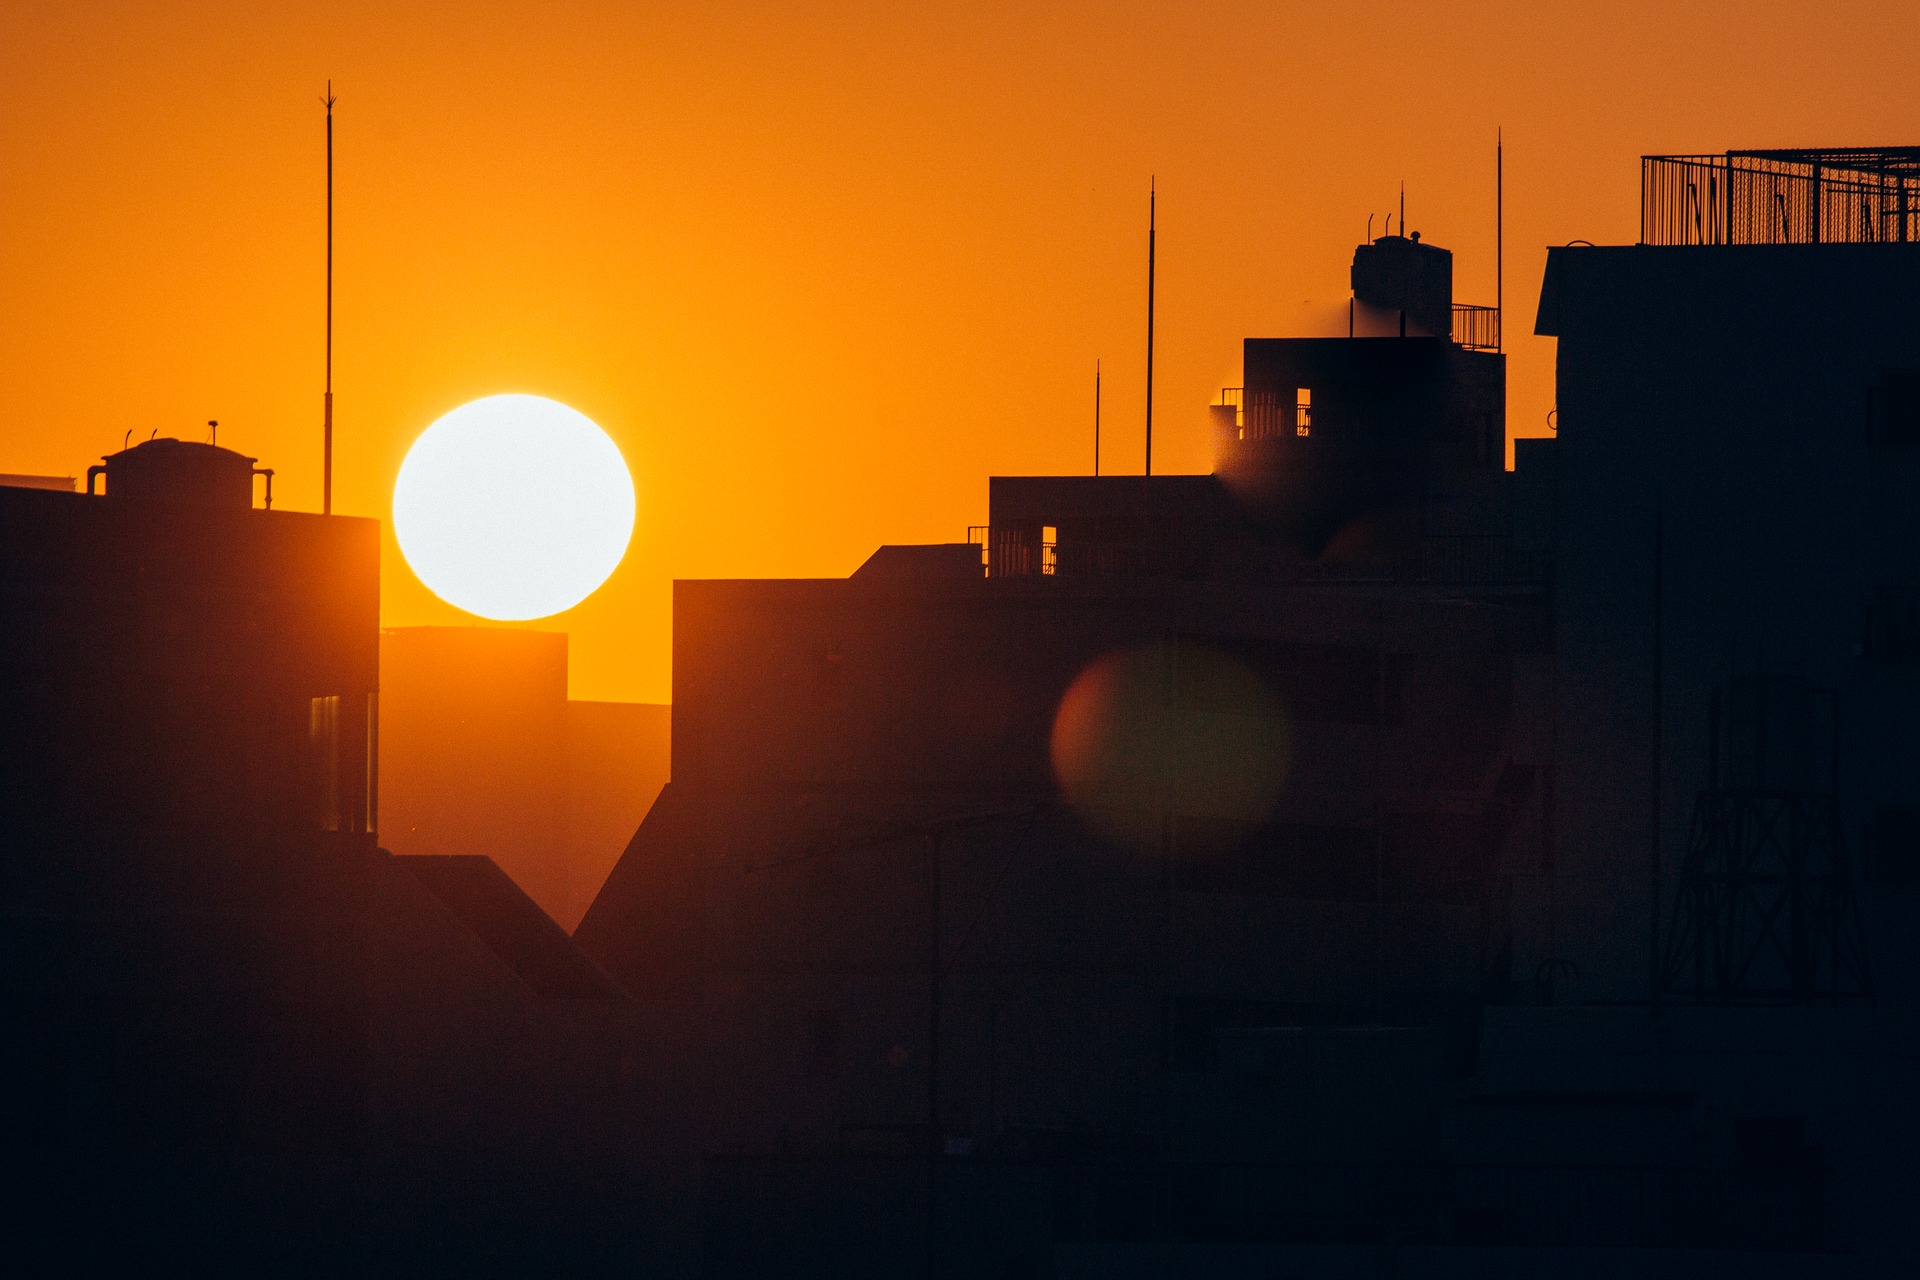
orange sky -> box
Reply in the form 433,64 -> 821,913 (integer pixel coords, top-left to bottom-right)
4,1 -> 1917,703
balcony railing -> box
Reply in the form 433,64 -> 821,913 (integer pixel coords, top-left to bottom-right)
1643,149 -> 1920,246
1451,304 -> 1501,352
1244,391 -> 1312,440
1213,387 -> 1244,428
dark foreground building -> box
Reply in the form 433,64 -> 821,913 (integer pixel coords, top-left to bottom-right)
577,223 -> 1556,1269
577,150 -> 1920,1276
0,440 -> 651,1274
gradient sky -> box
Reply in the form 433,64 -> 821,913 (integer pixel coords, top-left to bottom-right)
4,1 -> 1917,702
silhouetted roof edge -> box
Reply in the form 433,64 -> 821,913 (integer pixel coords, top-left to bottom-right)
1535,245 -> 1570,337
852,543 -> 983,581
398,853 -> 631,1000
572,781 -> 706,996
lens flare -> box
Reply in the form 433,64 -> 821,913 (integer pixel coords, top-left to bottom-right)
1050,640 -> 1289,851
393,394 -> 635,621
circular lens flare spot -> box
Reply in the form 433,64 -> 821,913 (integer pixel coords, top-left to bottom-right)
1050,640 -> 1289,851
393,394 -> 635,621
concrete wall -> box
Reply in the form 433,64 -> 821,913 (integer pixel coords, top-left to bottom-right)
1538,243 -> 1920,1001
579,570 -> 1548,1195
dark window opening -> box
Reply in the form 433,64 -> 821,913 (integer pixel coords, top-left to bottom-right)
1866,806 -> 1920,888
309,694 -> 340,831
307,693 -> 374,833
1871,368 -> 1920,445
1178,819 -> 1377,901
1865,587 -> 1920,663
1169,996 -> 1370,1072
1193,637 -> 1404,726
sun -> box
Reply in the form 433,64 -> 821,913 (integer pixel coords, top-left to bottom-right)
393,394 -> 635,621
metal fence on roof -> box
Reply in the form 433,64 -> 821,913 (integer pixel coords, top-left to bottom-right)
1641,149 -> 1920,246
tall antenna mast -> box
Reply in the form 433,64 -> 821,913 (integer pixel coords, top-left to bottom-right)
1094,359 -> 1102,476
1145,179 -> 1156,477
322,82 -> 337,515
1496,128 -> 1504,352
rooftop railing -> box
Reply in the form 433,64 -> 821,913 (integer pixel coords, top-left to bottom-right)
1450,304 -> 1501,352
1244,390 -> 1312,440
1642,149 -> 1920,246
1212,386 -> 1244,430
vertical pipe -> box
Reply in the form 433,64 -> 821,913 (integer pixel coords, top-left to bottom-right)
1145,180 -> 1156,477
1496,129 -> 1503,351
1094,360 -> 1101,477
1651,504 -> 1665,1012
1157,775 -> 1175,1173
323,84 -> 336,516
1149,643 -> 1173,1113
1810,163 -> 1822,244
366,690 -> 379,837
1725,153 -> 1735,246
925,827 -> 941,1279
1697,685 -> 1720,995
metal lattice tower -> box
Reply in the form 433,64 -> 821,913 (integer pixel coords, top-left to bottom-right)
1661,671 -> 1870,1004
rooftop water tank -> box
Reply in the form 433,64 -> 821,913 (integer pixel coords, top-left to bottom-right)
1351,234 -> 1453,339
87,438 -> 272,509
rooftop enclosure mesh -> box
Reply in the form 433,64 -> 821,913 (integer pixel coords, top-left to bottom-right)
1641,149 -> 1920,246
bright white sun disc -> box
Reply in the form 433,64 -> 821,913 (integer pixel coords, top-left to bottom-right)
393,394 -> 635,621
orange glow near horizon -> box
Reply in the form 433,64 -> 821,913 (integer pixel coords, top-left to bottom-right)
4,2 -> 1918,702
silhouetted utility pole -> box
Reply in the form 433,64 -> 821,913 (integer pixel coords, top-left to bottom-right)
1145,179 -> 1156,476
1497,129 -> 1504,351
322,83 -> 337,516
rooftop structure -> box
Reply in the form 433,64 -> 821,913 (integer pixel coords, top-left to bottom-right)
1641,147 -> 1920,246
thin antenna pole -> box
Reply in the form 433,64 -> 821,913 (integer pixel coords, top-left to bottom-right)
1145,179 -> 1156,477
1094,359 -> 1102,477
1497,128 -> 1504,352
323,82 -> 337,516
1399,181 -> 1405,236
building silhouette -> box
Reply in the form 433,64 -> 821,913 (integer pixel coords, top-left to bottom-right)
575,218 -> 1556,1268
7,144 -> 1920,1277
576,149 -> 1920,1273
0,438 -> 650,1274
